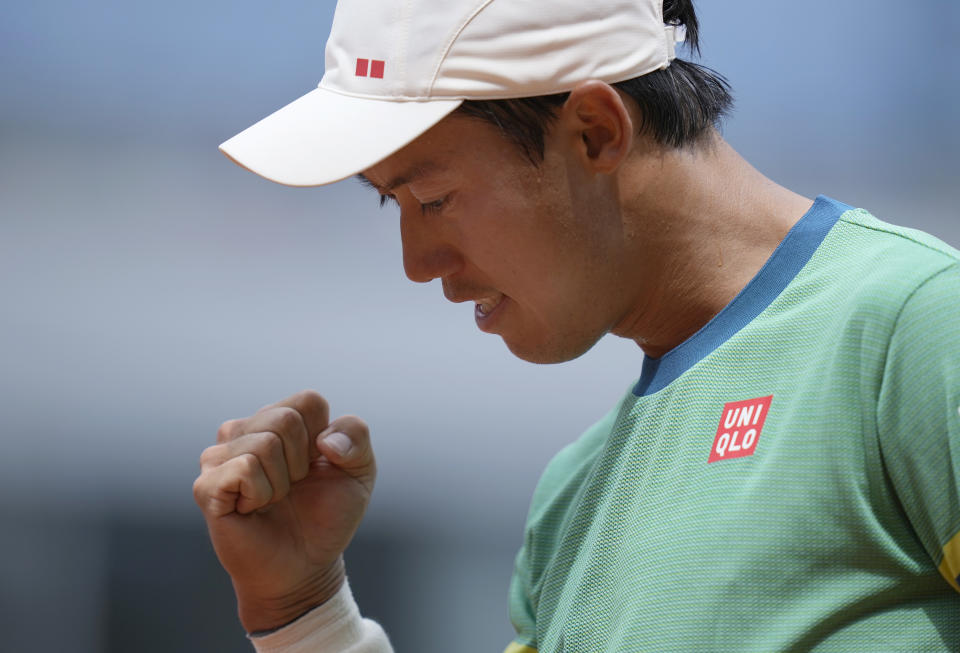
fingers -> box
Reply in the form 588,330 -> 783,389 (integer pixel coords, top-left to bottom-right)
317,415 -> 376,487
193,452 -> 273,517
194,390 -> 377,519
217,390 -> 331,484
200,430 -> 292,505
242,408 -> 311,482
260,390 -> 330,447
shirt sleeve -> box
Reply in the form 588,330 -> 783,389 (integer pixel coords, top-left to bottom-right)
506,543 -> 538,652
249,579 -> 393,653
877,263 -> 960,592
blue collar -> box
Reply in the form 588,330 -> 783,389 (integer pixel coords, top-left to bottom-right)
633,195 -> 850,397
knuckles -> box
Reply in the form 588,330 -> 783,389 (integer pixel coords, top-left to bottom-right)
293,389 -> 329,411
236,452 -> 261,477
199,443 -> 226,470
291,389 -> 330,423
216,419 -> 242,443
200,391 -> 346,499
270,406 -> 307,440
191,475 -> 207,506
256,431 -> 285,460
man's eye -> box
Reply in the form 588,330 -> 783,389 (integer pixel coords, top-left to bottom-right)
420,198 -> 446,215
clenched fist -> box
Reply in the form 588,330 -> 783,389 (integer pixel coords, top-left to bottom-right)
193,390 -> 376,632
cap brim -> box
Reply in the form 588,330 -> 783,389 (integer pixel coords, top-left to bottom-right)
219,87 -> 463,187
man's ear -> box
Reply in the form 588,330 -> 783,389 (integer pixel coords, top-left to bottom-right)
560,80 -> 634,175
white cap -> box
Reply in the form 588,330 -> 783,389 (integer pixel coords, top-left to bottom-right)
220,0 -> 685,187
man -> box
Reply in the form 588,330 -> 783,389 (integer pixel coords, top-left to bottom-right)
193,0 -> 960,650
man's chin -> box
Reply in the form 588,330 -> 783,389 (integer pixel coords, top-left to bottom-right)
502,333 -> 602,365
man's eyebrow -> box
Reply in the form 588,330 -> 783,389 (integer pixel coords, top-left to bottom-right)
355,161 -> 442,195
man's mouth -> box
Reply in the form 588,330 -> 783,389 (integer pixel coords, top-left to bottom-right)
473,294 -> 507,332
443,284 -> 502,312
475,297 -> 500,316
442,283 -> 505,326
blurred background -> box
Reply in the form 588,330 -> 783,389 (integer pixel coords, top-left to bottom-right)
1,1 -> 957,651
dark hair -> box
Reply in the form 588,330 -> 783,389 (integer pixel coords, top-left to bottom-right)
455,0 -> 733,162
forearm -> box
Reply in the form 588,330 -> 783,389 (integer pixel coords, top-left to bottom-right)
249,578 -> 392,653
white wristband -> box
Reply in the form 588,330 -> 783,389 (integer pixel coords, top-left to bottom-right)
249,579 -> 392,653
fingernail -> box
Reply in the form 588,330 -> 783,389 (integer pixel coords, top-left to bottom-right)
323,432 -> 352,457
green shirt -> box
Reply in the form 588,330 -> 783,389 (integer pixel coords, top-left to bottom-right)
508,197 -> 960,652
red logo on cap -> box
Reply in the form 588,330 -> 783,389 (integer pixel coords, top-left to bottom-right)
708,395 -> 773,463
356,58 -> 385,78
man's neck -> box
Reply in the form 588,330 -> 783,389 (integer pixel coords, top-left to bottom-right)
611,134 -> 813,358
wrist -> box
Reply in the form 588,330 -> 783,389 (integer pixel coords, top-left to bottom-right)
237,557 -> 346,634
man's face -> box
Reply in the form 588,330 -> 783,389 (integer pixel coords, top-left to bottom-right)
362,112 -> 636,364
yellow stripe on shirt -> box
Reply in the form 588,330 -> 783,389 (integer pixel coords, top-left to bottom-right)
503,643 -> 538,653
939,529 -> 960,593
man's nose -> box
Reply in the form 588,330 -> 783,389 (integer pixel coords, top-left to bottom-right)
399,210 -> 462,283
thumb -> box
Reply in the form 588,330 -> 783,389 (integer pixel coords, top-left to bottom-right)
316,415 -> 376,481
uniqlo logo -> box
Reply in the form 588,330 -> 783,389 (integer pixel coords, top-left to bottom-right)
355,58 -> 385,78
708,395 -> 773,463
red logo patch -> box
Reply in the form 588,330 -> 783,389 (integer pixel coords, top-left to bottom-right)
708,395 -> 773,463
355,58 -> 385,78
